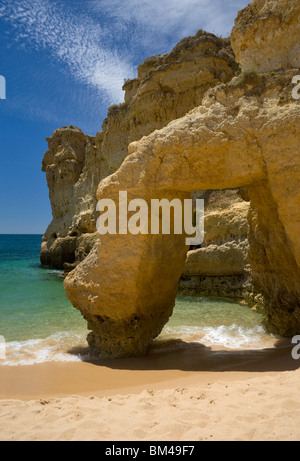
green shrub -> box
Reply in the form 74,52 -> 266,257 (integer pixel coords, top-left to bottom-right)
107,102 -> 128,116
232,68 -> 265,92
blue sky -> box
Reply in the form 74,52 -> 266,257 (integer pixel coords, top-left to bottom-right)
0,0 -> 249,234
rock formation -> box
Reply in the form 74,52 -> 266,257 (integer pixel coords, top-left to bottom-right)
63,0 -> 300,357
40,126 -> 99,269
231,0 -> 300,72
179,189 -> 250,298
41,29 -> 243,291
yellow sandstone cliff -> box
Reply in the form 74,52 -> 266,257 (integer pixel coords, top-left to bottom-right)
41,29 -> 247,297
44,0 -> 300,358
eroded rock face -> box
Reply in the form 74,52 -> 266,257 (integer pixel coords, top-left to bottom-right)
179,189 -> 250,298
66,191 -> 189,358
41,31 -> 238,271
65,63 -> 300,356
40,126 -> 96,269
231,0 -> 300,72
248,181 -> 300,336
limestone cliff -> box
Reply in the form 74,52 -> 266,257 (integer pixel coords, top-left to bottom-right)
231,0 -> 300,72
63,0 -> 300,357
41,126 -> 97,269
41,30 -> 241,282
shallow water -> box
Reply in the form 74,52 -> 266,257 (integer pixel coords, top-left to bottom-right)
157,296 -> 276,351
0,235 -> 276,366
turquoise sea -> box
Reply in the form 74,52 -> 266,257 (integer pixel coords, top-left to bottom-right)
0,235 -> 276,366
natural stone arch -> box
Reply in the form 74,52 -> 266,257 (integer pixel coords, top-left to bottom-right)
64,74 -> 300,357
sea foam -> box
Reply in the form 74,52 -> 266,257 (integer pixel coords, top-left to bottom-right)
0,331 -> 97,366
0,323 -> 277,366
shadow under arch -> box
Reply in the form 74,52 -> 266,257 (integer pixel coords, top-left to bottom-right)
67,337 -> 300,374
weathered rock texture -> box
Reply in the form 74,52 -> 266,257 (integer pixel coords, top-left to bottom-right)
64,0 -> 300,357
179,189 -> 251,298
41,30 -> 240,276
231,0 -> 300,72
41,126 -> 99,269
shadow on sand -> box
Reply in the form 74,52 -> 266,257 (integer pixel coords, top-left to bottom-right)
67,337 -> 300,374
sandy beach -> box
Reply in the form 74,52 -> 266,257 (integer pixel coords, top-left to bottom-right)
1,340 -> 300,441
1,0 -> 300,445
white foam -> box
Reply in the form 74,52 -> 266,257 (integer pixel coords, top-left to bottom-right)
0,323 -> 276,366
200,324 -> 270,349
160,323 -> 275,350
0,331 -> 96,366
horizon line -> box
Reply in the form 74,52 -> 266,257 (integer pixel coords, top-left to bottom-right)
0,233 -> 43,235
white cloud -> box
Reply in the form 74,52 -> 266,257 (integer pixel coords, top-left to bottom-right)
0,0 -> 136,104
89,0 -> 250,39
0,0 -> 250,127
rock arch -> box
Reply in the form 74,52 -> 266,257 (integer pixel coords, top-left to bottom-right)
64,0 -> 300,358
64,75 -> 300,357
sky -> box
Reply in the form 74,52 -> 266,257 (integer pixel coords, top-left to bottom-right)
0,0 -> 249,234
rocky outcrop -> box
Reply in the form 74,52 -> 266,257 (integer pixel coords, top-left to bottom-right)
40,126 -> 97,269
231,0 -> 300,72
179,189 -> 250,297
64,0 -> 300,357
41,30 -> 240,275
102,31 -> 238,178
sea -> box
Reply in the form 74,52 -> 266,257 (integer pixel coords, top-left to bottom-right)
0,234 -> 278,366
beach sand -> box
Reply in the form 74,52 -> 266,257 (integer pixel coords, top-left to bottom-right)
1,340 -> 300,441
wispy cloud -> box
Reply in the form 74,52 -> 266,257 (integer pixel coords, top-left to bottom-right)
0,0 -> 249,129
89,0 -> 250,40
0,0 -> 136,104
